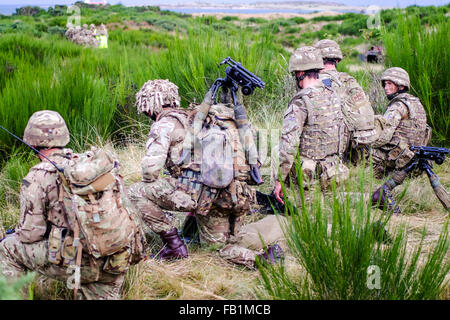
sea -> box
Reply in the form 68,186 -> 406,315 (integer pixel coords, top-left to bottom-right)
0,4 -> 358,16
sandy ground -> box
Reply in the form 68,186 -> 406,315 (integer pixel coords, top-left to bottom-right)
191,10 -> 344,20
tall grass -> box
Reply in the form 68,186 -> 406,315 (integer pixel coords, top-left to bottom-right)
381,13 -> 449,146
257,160 -> 450,299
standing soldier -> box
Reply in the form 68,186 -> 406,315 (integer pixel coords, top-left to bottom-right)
314,39 -> 377,163
370,67 -> 431,213
272,46 -> 349,203
0,111 -> 140,299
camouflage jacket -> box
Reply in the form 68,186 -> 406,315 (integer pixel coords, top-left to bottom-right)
141,108 -> 190,183
278,82 -> 344,181
16,149 -> 73,243
373,92 -> 429,149
319,69 -> 377,144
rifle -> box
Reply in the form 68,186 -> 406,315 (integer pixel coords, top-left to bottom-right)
255,190 -> 298,215
376,145 -> 450,211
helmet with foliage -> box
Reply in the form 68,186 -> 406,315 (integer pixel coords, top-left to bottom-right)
23,110 -> 70,148
380,67 -> 410,90
289,46 -> 324,73
135,79 -> 181,117
314,39 -> 343,60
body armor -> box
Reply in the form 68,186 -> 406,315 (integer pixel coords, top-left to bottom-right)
297,86 -> 345,160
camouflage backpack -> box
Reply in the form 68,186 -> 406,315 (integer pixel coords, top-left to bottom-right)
197,123 -> 235,188
58,147 -> 145,274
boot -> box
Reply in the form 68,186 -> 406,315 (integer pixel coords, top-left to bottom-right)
256,244 -> 284,266
371,184 -> 401,215
158,227 -> 188,260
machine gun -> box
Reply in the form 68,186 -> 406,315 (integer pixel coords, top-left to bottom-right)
406,146 -> 450,210
374,145 -> 449,212
209,57 -> 265,105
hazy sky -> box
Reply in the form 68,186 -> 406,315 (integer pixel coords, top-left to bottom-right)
3,0 -> 449,8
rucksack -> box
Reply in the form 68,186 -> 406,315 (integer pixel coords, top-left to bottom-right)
58,147 -> 145,270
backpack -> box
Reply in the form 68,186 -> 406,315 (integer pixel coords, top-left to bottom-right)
197,124 -> 235,189
58,147 -> 145,272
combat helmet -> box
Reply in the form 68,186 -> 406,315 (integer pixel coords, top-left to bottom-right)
23,110 -> 70,148
314,39 -> 343,60
135,79 -> 180,117
289,46 -> 324,73
380,67 -> 410,90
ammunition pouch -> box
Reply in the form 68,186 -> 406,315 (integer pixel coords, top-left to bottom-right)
179,169 -> 219,216
387,141 -> 415,169
103,247 -> 132,274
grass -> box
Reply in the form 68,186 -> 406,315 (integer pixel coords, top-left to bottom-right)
0,3 -> 448,300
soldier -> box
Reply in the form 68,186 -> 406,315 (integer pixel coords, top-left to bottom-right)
273,46 -> 349,203
370,67 -> 431,213
314,39 -> 377,163
0,111 -> 135,299
129,79 -> 282,267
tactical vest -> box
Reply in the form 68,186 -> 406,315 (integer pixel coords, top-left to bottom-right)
297,85 -> 345,160
320,70 -> 375,131
388,93 -> 428,147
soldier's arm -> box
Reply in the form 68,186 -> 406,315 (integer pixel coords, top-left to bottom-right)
15,170 -> 49,243
372,102 -> 408,148
141,118 -> 175,183
277,99 -> 307,182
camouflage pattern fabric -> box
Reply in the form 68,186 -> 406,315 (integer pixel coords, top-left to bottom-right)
0,150 -> 126,299
218,215 -> 288,269
135,80 -> 181,116
276,82 -> 349,187
23,110 -> 70,148
196,180 -> 256,244
0,235 -> 124,300
371,92 -> 429,179
65,23 -> 100,48
318,69 -> 377,147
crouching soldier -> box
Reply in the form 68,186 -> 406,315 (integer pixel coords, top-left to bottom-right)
0,111 -> 144,299
370,67 -> 431,213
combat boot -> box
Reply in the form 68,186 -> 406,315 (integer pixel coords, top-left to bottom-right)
371,184 -> 401,215
256,244 -> 284,266
158,227 -> 188,260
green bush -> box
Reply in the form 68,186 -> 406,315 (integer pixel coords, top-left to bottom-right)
338,15 -> 368,36
0,271 -> 35,300
382,13 -> 449,145
257,161 -> 450,299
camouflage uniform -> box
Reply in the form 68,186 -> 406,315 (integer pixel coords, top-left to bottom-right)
0,111 -> 126,300
218,215 -> 287,269
371,68 -> 430,179
315,40 -> 377,160
129,80 -> 255,245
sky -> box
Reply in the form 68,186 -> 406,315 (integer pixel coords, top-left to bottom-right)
3,0 -> 449,8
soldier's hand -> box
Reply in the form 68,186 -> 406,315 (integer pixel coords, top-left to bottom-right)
274,181 -> 285,205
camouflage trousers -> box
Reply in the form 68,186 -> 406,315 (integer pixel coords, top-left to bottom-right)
128,177 -> 197,234
0,235 -> 124,300
128,176 -> 255,244
371,147 -> 416,180
219,215 -> 288,269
